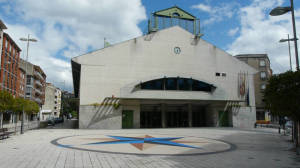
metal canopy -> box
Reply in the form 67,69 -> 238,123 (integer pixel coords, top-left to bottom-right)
154,6 -> 196,20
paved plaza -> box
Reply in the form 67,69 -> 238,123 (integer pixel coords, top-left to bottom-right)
0,128 -> 299,168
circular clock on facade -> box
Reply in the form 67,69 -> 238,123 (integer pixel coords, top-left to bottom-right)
174,47 -> 181,54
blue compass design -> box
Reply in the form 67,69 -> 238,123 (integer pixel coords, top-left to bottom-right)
83,135 -> 201,151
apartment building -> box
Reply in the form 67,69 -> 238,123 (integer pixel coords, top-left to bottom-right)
235,54 -> 273,122
19,59 -> 46,107
17,66 -> 26,97
41,83 -> 61,120
0,32 -> 22,96
0,20 -> 7,68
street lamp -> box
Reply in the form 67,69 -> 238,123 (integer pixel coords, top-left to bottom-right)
19,34 -> 37,134
270,0 -> 299,70
279,34 -> 298,71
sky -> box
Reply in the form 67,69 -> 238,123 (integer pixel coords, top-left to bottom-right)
0,0 -> 299,92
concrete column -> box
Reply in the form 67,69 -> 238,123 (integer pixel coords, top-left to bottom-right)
161,104 -> 166,128
133,105 -> 140,128
188,104 -> 192,127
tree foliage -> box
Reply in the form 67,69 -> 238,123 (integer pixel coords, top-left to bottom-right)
264,71 -> 300,120
0,90 -> 15,112
0,90 -> 40,114
62,97 -> 79,117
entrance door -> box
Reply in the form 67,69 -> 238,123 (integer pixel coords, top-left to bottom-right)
140,105 -> 161,128
122,110 -> 133,128
192,105 -> 206,127
166,105 -> 188,127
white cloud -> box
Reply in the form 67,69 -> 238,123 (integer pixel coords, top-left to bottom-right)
192,2 -> 239,25
192,4 -> 211,13
227,0 -> 299,73
2,0 -> 146,91
228,27 -> 239,36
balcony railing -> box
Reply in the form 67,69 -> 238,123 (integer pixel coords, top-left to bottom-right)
35,97 -> 42,104
35,80 -> 42,87
34,71 -> 44,80
34,88 -> 42,95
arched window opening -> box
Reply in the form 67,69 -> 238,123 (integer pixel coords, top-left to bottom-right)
172,12 -> 180,17
166,78 -> 177,90
138,77 -> 215,92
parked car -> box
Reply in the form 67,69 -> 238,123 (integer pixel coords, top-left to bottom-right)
47,117 -> 55,126
54,117 -> 64,124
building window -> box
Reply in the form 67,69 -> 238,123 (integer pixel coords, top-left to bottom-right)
259,60 -> 266,67
139,77 -> 215,92
26,78 -> 31,85
260,71 -> 266,80
141,79 -> 163,90
178,78 -> 192,90
165,78 -> 177,90
215,73 -> 220,76
261,84 -> 266,90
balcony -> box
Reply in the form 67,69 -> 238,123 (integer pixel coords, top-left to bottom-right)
35,97 -> 42,104
35,80 -> 42,87
34,88 -> 42,95
34,71 -> 44,80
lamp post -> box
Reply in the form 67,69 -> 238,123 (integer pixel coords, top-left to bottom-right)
279,34 -> 298,71
270,0 -> 299,70
19,34 -> 37,134
270,0 -> 300,154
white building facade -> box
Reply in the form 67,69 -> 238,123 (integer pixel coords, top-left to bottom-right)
41,83 -> 61,120
72,25 -> 257,129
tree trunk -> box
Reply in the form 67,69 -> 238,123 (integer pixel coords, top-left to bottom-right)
297,120 -> 299,148
0,112 -> 3,128
292,121 -> 294,142
14,114 -> 17,135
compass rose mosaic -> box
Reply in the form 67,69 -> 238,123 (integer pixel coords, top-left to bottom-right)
52,134 -> 233,155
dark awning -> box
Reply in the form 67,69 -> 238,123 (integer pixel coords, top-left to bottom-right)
71,60 -> 81,98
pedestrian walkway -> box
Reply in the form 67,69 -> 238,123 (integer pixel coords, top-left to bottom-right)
0,128 -> 299,168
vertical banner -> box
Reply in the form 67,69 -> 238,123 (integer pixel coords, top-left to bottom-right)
238,72 -> 249,100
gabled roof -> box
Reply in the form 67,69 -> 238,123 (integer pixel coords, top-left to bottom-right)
3,33 -> 22,51
154,6 -> 196,20
0,20 -> 7,30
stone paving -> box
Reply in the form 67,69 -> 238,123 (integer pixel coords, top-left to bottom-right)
0,128 -> 299,168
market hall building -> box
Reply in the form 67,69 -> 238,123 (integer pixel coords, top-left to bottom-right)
71,7 -> 257,129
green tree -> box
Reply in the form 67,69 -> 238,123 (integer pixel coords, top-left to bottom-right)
264,71 -> 300,120
62,97 -> 79,118
13,97 -> 26,114
26,100 -> 39,114
0,90 -> 15,112
264,70 -> 300,148
0,90 -> 15,127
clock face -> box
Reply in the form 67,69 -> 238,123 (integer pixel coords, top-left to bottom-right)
174,47 -> 181,54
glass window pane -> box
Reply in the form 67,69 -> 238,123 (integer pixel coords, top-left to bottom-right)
141,79 -> 163,90
192,80 -> 211,92
260,72 -> 266,79
261,84 -> 266,90
165,78 -> 177,90
260,60 -> 266,67
178,78 -> 191,90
